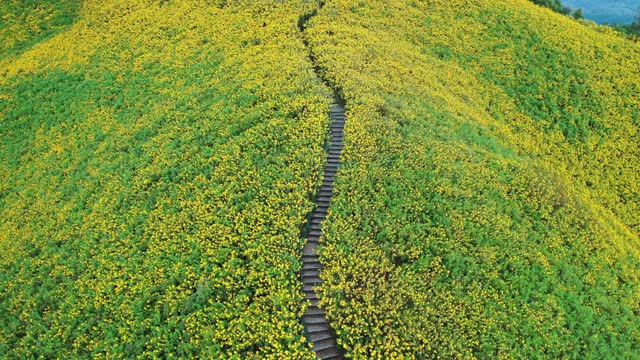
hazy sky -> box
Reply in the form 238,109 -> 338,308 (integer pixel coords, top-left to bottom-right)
563,0 -> 638,24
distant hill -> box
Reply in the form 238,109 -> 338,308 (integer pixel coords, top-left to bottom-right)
563,0 -> 637,24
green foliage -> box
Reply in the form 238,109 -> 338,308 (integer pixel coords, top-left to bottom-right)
0,0 -> 81,60
573,8 -> 584,19
530,0 -> 565,13
305,0 -> 640,358
1,0 -> 639,358
0,1 -> 327,358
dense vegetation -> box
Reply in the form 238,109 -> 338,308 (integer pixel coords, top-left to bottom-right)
1,0 -> 639,358
306,0 -> 640,358
0,0 -> 81,61
1,1 -> 329,358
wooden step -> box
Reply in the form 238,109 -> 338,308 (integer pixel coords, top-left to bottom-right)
303,256 -> 322,264
306,231 -> 321,240
303,261 -> 322,270
311,211 -> 327,219
303,268 -> 321,278
317,199 -> 331,207
310,223 -> 323,232
308,297 -> 319,307
317,191 -> 334,198
313,337 -> 337,351
304,314 -> 327,325
303,242 -> 318,256
304,290 -> 319,301
303,275 -> 322,284
307,323 -> 330,334
303,262 -> 322,271
321,176 -> 335,185
316,195 -> 331,203
309,229 -> 322,237
317,347 -> 343,359
302,253 -> 319,261
309,221 -> 324,231
305,306 -> 325,316
315,207 -> 329,215
310,332 -> 334,343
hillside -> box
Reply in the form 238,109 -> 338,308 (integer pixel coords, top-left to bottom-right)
1,0 -> 639,358
1,1 -> 328,357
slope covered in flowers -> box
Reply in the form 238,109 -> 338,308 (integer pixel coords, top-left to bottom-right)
0,0 -> 81,61
305,0 -> 640,358
2,0 -> 640,358
0,0 -> 329,358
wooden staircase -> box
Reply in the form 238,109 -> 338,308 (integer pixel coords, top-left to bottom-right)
301,102 -> 346,360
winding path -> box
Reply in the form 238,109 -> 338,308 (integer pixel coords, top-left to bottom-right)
300,101 -> 346,360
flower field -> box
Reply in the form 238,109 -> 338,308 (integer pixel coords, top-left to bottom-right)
305,0 -> 640,358
0,0 -> 81,61
1,1 -> 329,358
1,0 -> 639,358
